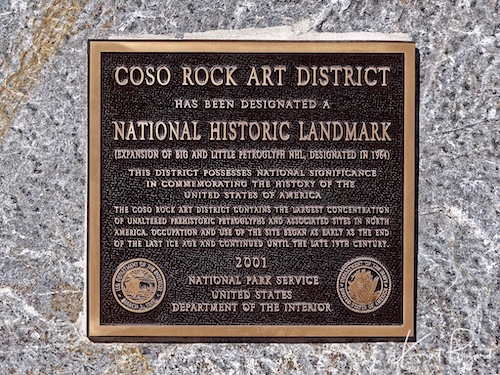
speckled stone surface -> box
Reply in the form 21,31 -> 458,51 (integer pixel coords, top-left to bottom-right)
0,1 -> 498,374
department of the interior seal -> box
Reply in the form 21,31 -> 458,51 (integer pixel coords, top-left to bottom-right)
337,257 -> 391,313
112,258 -> 166,313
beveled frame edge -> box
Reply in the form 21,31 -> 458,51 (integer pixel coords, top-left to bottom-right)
87,40 -> 416,341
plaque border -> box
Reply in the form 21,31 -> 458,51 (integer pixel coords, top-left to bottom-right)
88,40 -> 416,341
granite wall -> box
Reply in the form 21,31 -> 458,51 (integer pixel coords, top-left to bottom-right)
0,0 -> 498,374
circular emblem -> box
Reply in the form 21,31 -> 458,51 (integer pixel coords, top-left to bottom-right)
336,257 -> 391,313
112,258 -> 166,313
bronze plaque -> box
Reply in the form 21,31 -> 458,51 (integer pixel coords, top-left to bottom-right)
88,40 -> 416,341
